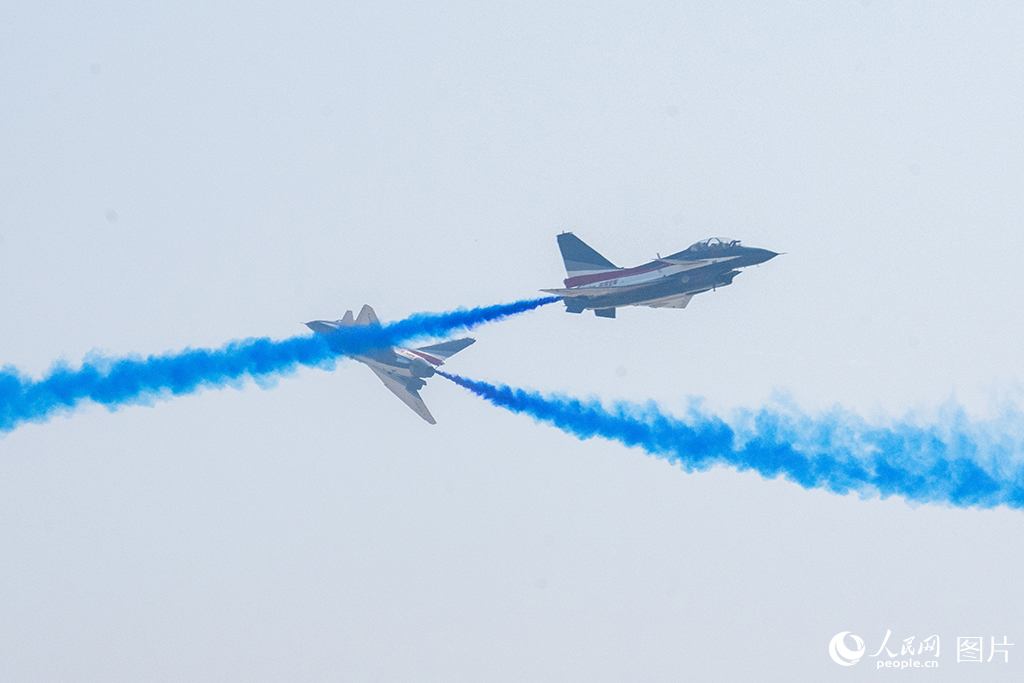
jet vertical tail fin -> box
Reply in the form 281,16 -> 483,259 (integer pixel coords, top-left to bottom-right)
355,304 -> 379,325
557,233 -> 618,278
339,310 -> 355,325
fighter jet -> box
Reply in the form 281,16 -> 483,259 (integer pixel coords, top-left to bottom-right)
542,233 -> 778,318
305,305 -> 474,424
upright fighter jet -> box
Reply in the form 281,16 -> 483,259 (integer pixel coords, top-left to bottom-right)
542,233 -> 778,318
305,305 -> 474,424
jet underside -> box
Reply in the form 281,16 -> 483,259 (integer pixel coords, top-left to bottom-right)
305,305 -> 474,424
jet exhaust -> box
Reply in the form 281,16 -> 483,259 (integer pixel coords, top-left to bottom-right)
0,296 -> 560,433
436,371 -> 1024,510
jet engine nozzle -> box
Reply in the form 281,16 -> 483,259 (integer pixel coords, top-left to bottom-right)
409,357 -> 436,379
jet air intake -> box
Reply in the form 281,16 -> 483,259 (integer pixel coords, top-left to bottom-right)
409,357 -> 436,378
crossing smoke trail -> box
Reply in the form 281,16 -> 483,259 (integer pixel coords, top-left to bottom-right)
437,372 -> 1024,510
0,297 -> 559,433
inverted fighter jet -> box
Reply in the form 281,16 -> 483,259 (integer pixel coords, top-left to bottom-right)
305,305 -> 474,424
542,233 -> 778,318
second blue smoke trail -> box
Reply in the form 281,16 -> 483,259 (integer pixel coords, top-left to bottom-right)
437,371 -> 1024,510
0,297 -> 559,433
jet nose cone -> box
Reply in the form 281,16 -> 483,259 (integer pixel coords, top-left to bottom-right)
748,248 -> 778,265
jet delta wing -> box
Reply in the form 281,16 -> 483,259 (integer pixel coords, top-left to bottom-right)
304,305 -> 474,424
542,233 -> 777,318
364,362 -> 437,424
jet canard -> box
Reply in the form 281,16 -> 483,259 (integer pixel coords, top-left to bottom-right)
305,305 -> 474,424
542,233 -> 778,318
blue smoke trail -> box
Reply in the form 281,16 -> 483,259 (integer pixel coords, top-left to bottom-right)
0,297 -> 559,432
317,296 -> 559,357
437,372 -> 1024,510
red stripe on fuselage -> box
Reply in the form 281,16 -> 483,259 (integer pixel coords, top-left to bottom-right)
405,349 -> 444,365
564,261 -> 665,288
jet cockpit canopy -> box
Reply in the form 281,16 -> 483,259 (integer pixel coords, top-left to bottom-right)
687,237 -> 740,252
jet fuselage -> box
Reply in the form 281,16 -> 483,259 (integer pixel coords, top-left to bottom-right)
544,234 -> 777,317
305,318 -> 445,390
304,305 -> 474,424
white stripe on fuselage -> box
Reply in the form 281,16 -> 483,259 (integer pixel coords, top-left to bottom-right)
571,256 -> 738,290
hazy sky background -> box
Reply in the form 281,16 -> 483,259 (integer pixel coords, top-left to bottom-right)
2,2 -> 1023,680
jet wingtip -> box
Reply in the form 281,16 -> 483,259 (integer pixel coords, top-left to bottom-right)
418,402 -> 438,424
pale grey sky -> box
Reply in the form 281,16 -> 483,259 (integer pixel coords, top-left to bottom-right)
2,2 -> 1023,680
